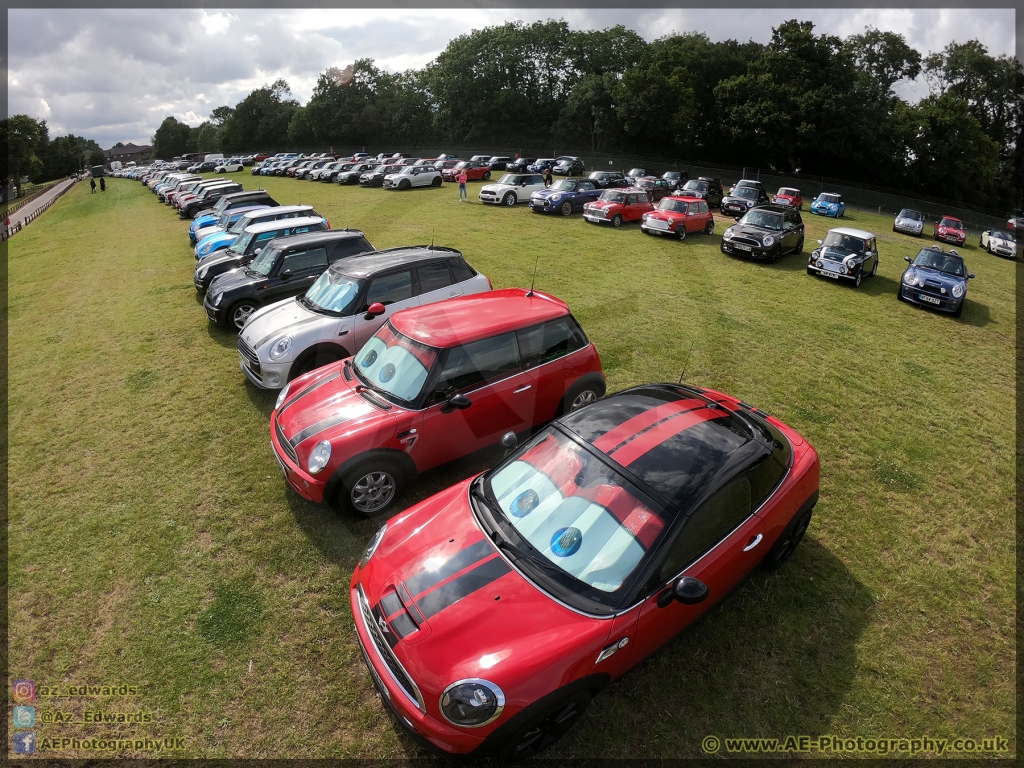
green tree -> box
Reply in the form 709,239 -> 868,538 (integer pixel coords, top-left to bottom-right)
152,116 -> 193,159
844,28 -> 921,94
209,106 -> 235,126
89,148 -> 106,167
193,121 -> 222,152
220,79 -> 298,152
3,115 -> 49,192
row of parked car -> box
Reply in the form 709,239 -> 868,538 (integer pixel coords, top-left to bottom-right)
127,163 -> 826,759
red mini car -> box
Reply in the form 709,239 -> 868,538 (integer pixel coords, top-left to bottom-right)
442,161 -> 492,182
270,289 -> 605,516
772,187 -> 803,209
582,188 -> 653,227
351,383 -> 819,757
640,195 -> 715,240
934,215 -> 966,246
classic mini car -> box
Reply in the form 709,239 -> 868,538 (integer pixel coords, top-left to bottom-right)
633,177 -> 673,202
268,288 -> 606,517
349,382 -> 819,757
810,193 -> 846,218
479,174 -> 547,206
898,246 -> 974,317
587,171 -> 630,189
583,188 -> 654,227
772,187 -> 803,209
337,163 -> 378,185
528,177 -> 603,215
441,161 -> 492,182
215,159 -> 244,173
677,177 -> 724,207
552,156 -> 585,176
204,230 -> 375,330
384,166 -> 444,190
979,229 -> 1017,258
488,156 -> 513,171
360,164 -> 404,187
194,205 -> 322,261
721,205 -> 805,263
893,208 -> 925,237
640,196 -> 714,240
238,247 -> 490,388
933,215 -> 966,246
807,227 -> 879,288
505,158 -> 537,173
729,179 -> 764,196
661,171 -> 690,190
720,186 -> 770,218
193,217 -> 328,293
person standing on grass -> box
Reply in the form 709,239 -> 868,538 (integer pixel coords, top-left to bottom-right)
457,168 -> 468,202
544,167 -> 553,187
100,177 -> 106,192
90,178 -> 96,193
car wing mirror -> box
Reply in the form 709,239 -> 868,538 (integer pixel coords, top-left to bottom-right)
657,575 -> 710,608
280,269 -> 292,280
365,301 -> 386,318
816,239 -> 823,245
968,273 -> 975,279
441,393 -> 472,413
254,247 -> 262,254
500,431 -> 518,456
904,256 -> 912,263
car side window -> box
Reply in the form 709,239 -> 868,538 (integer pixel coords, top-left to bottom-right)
447,258 -> 476,283
580,181 -> 595,191
516,319 -> 585,369
330,238 -> 373,261
433,333 -> 520,399
364,271 -> 413,308
281,247 -> 328,274
655,477 -> 754,583
416,262 -> 453,294
698,201 -> 709,214
255,231 -> 278,244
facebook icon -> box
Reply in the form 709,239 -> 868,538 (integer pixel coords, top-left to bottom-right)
13,731 -> 36,754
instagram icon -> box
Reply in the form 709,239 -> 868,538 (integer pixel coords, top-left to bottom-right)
12,680 -> 36,704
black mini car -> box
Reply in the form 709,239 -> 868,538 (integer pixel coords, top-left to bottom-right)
587,171 -> 631,189
359,164 -> 403,187
487,156 -> 513,171
505,158 -> 537,173
677,177 -> 724,207
661,170 -> 691,190
179,182 -> 243,219
721,205 -> 805,263
203,230 -> 376,329
721,186 -> 770,218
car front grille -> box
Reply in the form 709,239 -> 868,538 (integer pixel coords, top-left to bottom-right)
237,336 -> 260,367
730,236 -> 762,248
275,419 -> 298,464
588,209 -> 608,218
356,584 -> 425,711
645,218 -> 669,230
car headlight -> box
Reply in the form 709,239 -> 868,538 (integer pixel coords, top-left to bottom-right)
359,523 -> 387,568
551,194 -> 561,202
723,228 -> 734,239
210,291 -> 224,307
197,265 -> 209,279
274,382 -> 292,410
762,235 -> 774,247
269,336 -> 293,360
816,260 -> 823,268
952,284 -> 964,298
903,270 -> 915,285
439,679 -> 505,728
839,265 -> 847,274
307,440 -> 332,474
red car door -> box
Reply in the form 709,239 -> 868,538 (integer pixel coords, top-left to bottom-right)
515,318 -> 588,425
630,477 -> 766,660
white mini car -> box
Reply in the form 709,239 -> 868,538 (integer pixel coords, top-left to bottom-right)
216,159 -> 245,173
382,166 -> 442,190
893,208 -> 925,237
238,246 -> 491,389
979,229 -> 1017,259
479,173 -> 547,205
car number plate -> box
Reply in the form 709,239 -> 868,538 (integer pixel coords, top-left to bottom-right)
733,244 -> 751,251
918,294 -> 941,304
821,270 -> 840,279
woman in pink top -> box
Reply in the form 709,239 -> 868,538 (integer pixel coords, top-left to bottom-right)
457,169 -> 468,201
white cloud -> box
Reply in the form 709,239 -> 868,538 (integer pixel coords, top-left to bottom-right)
200,12 -> 235,36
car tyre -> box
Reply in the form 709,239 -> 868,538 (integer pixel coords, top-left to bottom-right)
339,458 -> 404,518
761,506 -> 813,571
704,220 -> 714,235
611,214 -> 623,228
229,300 -> 259,330
871,259 -> 878,277
854,270 -> 862,289
561,381 -> 603,416
806,267 -> 815,276
399,179 -> 411,191
431,176 -> 442,187
503,192 -> 517,206
560,201 -> 573,216
483,171 -> 491,180
795,236 -> 804,253
494,691 -> 592,760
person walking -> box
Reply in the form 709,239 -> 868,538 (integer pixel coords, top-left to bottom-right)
90,178 -> 96,194
100,177 -> 106,192
544,167 -> 553,187
457,168 -> 468,202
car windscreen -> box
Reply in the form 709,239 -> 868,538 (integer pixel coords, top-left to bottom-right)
497,174 -> 523,185
658,199 -> 689,214
821,231 -> 864,251
939,217 -> 962,228
228,231 -> 254,254
304,271 -> 363,314
899,209 -> 923,220
682,180 -> 708,192
550,180 -> 576,191
599,190 -> 626,203
778,188 -> 799,196
733,187 -> 758,200
740,210 -> 783,230
818,194 -> 841,204
989,230 -> 1012,240
486,429 -> 669,595
914,250 -> 965,276
354,323 -> 439,405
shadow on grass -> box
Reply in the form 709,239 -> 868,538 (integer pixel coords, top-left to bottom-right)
243,377 -> 277,418
205,320 -> 240,349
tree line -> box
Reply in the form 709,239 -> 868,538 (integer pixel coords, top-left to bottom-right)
2,115 -> 103,193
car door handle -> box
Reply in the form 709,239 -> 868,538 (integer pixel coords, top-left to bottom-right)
513,385 -> 532,394
742,533 -> 763,552
337,330 -> 349,336
448,292 -> 460,298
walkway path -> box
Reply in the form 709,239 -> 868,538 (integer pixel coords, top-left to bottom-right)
5,178 -> 77,237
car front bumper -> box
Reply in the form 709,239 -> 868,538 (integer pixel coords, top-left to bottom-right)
202,293 -> 228,325
807,261 -> 857,281
935,232 -> 966,245
720,240 -> 775,259
899,284 -> 962,313
479,191 -> 503,204
721,202 -> 751,216
269,415 -> 326,503
640,220 -> 678,235
894,222 -> 923,235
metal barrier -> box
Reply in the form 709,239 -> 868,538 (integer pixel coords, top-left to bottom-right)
2,179 -> 76,241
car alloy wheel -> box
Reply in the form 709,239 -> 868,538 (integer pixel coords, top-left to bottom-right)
762,507 -> 813,570
560,201 -> 572,216
230,301 -> 258,330
704,220 -> 714,235
611,214 -> 623,227
677,226 -> 686,241
349,469 -> 397,516
570,388 -> 599,411
483,171 -> 491,180
431,176 -> 442,187
399,179 -> 411,190
871,259 -> 878,277
503,192 -> 517,206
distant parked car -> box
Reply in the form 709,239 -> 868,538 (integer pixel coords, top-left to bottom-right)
807,227 -> 879,288
721,204 -> 805,263
893,208 -> 925,237
933,215 -> 966,247
583,188 -> 654,227
552,156 -> 585,176
721,186 -> 771,218
336,162 -> 378,185
487,156 -> 513,171
633,177 -> 673,202
898,245 -> 974,317
979,229 -> 1017,258
441,161 -> 492,182
810,193 -> 846,218
479,173 -> 546,206
677,177 -> 724,208
505,158 -> 537,173
587,171 -> 630,189
469,154 -> 492,163
383,165 -> 443,190
215,159 -> 245,173
359,164 -> 403,187
772,187 -> 803,209
625,168 -> 655,185
528,177 -> 603,215
640,195 -> 715,240
729,179 -> 765,196
1006,214 -> 1023,240
526,158 -> 556,174
661,170 -> 690,191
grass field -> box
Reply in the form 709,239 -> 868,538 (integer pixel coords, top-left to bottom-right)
7,172 -> 1015,759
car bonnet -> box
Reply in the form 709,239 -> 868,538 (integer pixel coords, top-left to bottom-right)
242,297 -> 324,354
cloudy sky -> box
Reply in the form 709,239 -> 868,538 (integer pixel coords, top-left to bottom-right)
8,7 -> 1017,148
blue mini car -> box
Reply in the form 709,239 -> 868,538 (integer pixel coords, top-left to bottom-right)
898,246 -> 974,317
526,158 -> 557,173
810,192 -> 846,218
528,177 -> 603,215
189,205 -> 268,245
194,205 -> 319,260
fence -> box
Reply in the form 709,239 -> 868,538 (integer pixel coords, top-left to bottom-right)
1,180 -> 65,218
1,180 -> 76,241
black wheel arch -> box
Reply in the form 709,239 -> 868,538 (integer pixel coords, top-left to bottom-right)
557,373 -> 607,418
289,342 -> 350,381
323,448 -> 416,509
